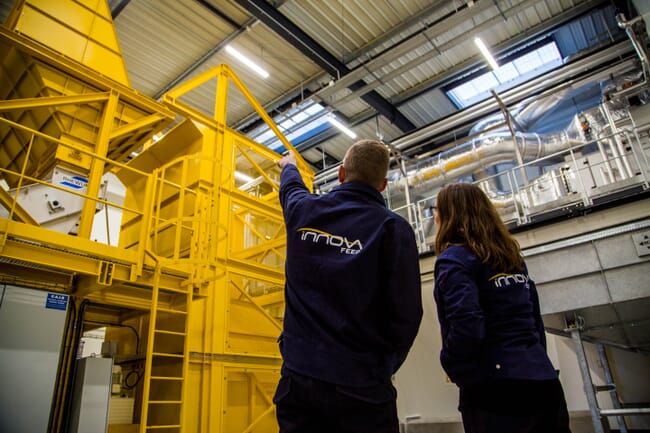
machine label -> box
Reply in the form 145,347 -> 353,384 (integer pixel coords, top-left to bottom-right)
59,175 -> 88,191
45,293 -> 69,310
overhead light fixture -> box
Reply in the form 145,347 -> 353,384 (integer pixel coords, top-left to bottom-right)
225,45 -> 270,78
474,37 -> 499,70
328,116 -> 357,139
234,171 -> 255,183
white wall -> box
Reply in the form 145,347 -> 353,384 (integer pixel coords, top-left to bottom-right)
395,274 -> 460,425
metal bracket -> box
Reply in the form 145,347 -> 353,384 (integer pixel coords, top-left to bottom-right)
98,261 -> 114,286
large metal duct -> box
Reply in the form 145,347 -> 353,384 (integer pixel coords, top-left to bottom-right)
392,122 -> 584,191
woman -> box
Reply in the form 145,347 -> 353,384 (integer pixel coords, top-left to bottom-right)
433,182 -> 571,433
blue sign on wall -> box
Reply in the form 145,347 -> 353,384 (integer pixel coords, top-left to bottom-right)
45,293 -> 69,311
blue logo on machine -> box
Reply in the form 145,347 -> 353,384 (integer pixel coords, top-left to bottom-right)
59,175 -> 88,191
46,293 -> 69,310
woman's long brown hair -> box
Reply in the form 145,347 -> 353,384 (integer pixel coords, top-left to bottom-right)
434,182 -> 523,273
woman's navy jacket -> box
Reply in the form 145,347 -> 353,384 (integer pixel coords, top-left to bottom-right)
434,245 -> 557,387
278,164 -> 423,387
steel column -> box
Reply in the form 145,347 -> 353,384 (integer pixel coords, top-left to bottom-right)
568,321 -> 607,433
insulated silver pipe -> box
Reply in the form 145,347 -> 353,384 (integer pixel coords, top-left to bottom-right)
392,130 -> 581,191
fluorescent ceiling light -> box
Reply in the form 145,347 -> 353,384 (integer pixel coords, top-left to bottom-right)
225,45 -> 269,78
328,116 -> 357,139
474,37 -> 499,70
234,171 -> 255,183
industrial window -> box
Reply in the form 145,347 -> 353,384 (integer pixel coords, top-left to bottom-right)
447,42 -> 562,109
248,100 -> 328,152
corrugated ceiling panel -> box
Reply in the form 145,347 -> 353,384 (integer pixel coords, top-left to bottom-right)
301,148 -> 326,164
399,88 -> 458,127
114,1 -> 323,124
364,0 -> 584,104
114,0 -> 233,97
555,7 -> 620,57
175,24 -> 322,124
280,0 -> 437,62
339,2 -> 463,71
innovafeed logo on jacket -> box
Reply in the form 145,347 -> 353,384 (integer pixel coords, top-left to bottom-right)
489,273 -> 530,288
297,227 -> 363,255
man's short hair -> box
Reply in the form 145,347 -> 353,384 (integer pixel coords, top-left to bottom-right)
342,139 -> 389,189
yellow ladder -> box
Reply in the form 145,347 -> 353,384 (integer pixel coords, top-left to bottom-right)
140,266 -> 192,432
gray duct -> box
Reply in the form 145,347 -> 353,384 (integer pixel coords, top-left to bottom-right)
469,90 -> 570,135
392,118 -> 584,192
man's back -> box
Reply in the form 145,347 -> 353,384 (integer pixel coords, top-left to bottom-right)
273,141 -> 422,433
279,164 -> 422,387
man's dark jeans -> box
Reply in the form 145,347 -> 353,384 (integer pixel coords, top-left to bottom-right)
274,367 -> 399,433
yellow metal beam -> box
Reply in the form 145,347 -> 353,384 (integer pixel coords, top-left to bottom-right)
230,280 -> 282,332
229,189 -> 282,221
78,90 -> 119,238
250,290 -> 284,307
234,141 -> 281,192
0,93 -> 110,111
230,237 -> 286,262
0,262 -> 73,290
222,65 -> 312,177
222,258 -> 284,287
0,220 -> 191,292
109,112 -> 171,141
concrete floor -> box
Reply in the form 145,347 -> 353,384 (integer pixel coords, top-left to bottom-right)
399,413 -> 597,432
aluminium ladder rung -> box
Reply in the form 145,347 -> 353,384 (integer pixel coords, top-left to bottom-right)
151,375 -> 183,381
156,307 -> 187,315
154,329 -> 186,336
594,384 -> 616,392
152,352 -> 184,358
600,408 -> 650,416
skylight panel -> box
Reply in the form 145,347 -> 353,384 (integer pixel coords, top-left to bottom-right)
453,81 -> 480,101
513,51 -> 542,75
538,42 -> 561,63
473,73 -> 499,92
493,63 -> 518,82
247,99 -> 330,151
446,41 -> 563,109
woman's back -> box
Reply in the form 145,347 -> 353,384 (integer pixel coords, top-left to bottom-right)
434,245 -> 557,386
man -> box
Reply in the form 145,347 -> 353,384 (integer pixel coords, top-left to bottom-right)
273,139 -> 423,433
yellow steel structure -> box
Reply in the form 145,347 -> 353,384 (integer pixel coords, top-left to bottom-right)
0,1 -> 314,432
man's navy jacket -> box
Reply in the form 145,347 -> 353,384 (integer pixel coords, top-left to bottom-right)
434,245 -> 558,388
278,164 -> 423,387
